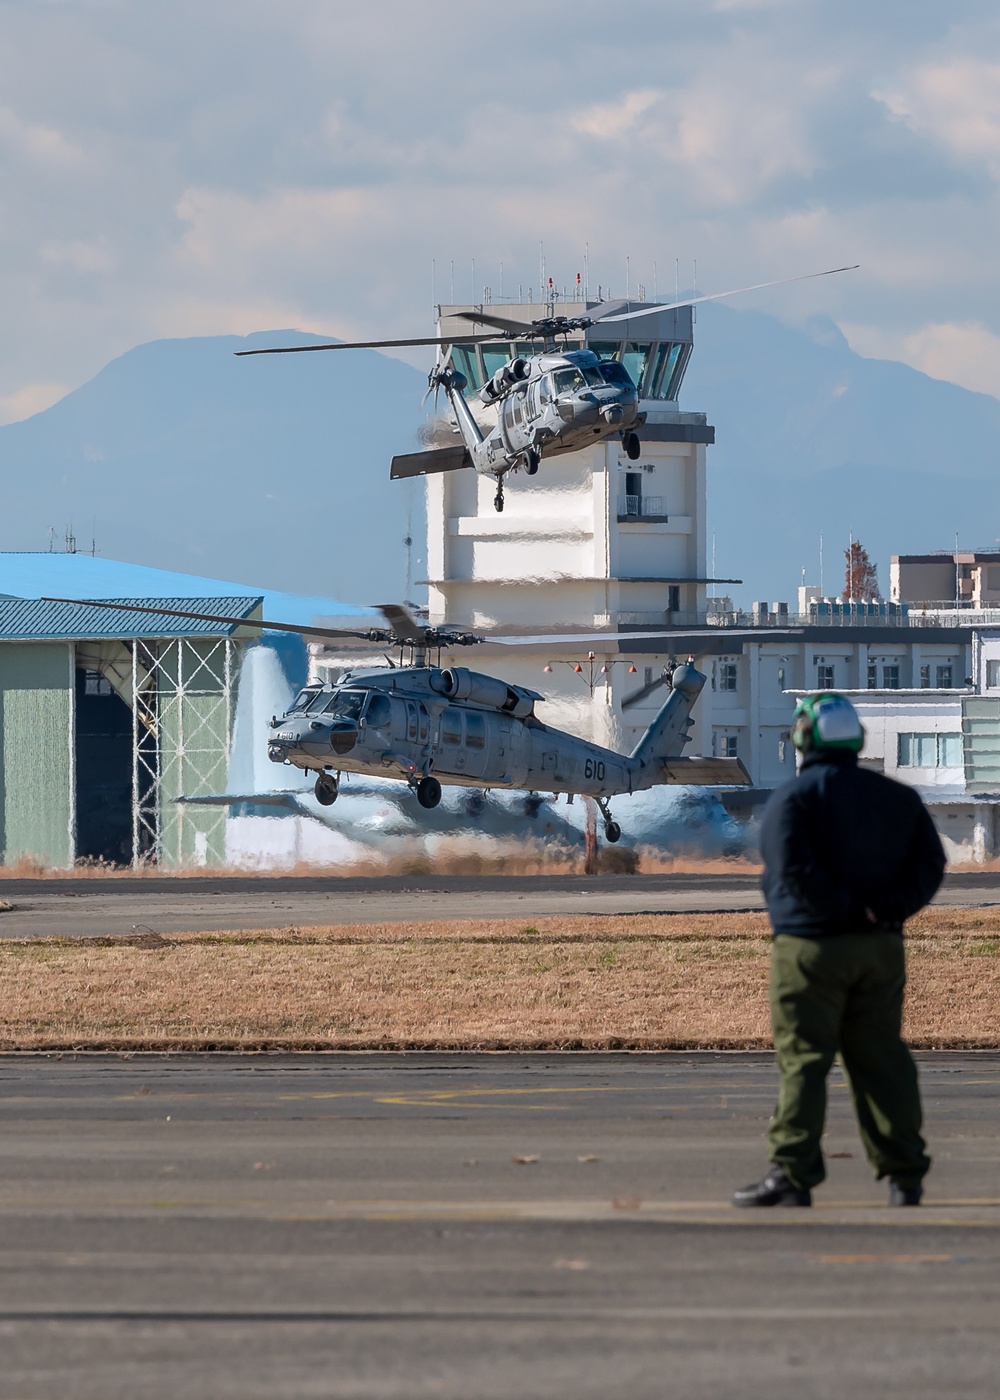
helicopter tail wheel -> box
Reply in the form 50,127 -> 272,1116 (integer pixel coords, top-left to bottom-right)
524,449 -> 540,476
604,820 -> 622,844
624,431 -> 641,461
416,775 -> 442,809
314,774 -> 339,806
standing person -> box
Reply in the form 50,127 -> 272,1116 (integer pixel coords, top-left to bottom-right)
734,692 -> 946,1208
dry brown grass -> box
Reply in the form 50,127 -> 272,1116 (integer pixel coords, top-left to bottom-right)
0,850 -> 765,880
0,907 -> 997,1052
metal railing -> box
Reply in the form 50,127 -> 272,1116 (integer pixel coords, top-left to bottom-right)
617,495 -> 666,519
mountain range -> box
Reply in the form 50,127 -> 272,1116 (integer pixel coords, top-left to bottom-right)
2,313 -> 999,608
685,304 -> 1000,603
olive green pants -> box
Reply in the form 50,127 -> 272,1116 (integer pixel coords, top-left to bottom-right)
767,932 -> 930,1191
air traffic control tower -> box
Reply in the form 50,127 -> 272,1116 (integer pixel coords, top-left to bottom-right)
419,297 -> 733,752
424,298 -> 721,635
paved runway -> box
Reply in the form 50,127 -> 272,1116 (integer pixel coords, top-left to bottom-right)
2,868 -> 1000,937
0,1051 -> 997,1397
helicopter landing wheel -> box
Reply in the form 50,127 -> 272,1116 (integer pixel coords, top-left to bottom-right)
493,487 -> 504,513
604,820 -> 622,844
416,775 -> 442,809
314,774 -> 339,806
524,449 -> 539,476
624,431 -> 641,461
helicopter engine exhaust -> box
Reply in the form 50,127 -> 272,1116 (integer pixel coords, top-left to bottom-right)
434,667 -> 537,719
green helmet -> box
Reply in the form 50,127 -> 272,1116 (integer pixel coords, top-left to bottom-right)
791,692 -> 864,754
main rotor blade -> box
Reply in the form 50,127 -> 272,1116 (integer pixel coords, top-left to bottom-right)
235,333 -> 500,356
592,264 -> 859,325
450,308 -> 537,336
486,629 -> 699,647
41,597 -> 379,643
372,603 -> 427,644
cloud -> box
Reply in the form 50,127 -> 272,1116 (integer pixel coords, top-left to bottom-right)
0,0 -> 998,415
843,319 -> 1000,399
876,58 -> 1000,177
0,381 -> 72,425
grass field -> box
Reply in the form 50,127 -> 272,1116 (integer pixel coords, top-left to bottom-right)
1,908 -> 997,1051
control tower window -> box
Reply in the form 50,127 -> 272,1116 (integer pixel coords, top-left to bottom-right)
649,343 -> 686,398
451,345 -> 482,390
620,343 -> 651,391
481,345 -> 509,381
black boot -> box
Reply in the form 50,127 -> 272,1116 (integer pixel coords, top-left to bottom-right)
732,1164 -> 812,1208
888,1181 -> 923,1206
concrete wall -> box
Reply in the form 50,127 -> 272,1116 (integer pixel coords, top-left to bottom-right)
0,642 -> 74,867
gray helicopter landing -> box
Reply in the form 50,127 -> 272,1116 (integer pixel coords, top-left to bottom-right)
236,264 -> 857,513
46,598 -> 751,846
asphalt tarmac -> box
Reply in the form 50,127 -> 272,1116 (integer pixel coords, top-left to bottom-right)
2,868 -> 1000,937
0,1051 -> 997,1398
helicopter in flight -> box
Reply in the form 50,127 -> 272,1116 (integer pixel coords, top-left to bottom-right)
46,598 -> 751,846
236,264 -> 857,512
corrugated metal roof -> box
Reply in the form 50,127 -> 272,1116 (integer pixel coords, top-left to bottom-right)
0,553 -> 373,626
0,597 -> 262,642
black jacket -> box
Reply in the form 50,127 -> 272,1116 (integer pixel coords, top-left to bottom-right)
759,751 -> 946,937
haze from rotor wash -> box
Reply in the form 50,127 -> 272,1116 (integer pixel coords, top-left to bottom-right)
220,646 -> 749,871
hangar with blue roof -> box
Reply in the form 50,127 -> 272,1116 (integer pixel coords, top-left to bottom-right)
0,553 -> 362,869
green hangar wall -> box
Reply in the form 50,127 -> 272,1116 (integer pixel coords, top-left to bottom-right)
0,597 -> 261,870
0,642 -> 74,867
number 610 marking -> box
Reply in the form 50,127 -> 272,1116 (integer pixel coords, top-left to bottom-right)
584,758 -> 606,781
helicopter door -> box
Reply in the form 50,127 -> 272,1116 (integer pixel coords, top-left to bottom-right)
440,707 -> 464,772
462,709 -> 488,779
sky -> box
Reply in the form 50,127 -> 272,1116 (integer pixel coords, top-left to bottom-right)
3,0 -> 1000,424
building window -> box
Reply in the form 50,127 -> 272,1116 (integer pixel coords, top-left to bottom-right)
721,734 -> 738,758
987,660 -> 1000,688
816,663 -> 834,689
898,733 -> 963,768
666,585 -> 680,612
936,665 -> 953,688
920,664 -> 930,689
883,664 -> 900,690
719,661 -> 738,692
778,737 -> 787,764
644,667 -> 653,686
777,667 -> 786,690
83,669 -> 113,697
867,662 -> 877,690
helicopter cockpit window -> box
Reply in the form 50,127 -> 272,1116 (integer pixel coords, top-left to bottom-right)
365,692 -> 392,728
290,688 -> 320,713
553,367 -> 586,394
538,375 -> 553,405
599,361 -> 635,389
321,689 -> 367,720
